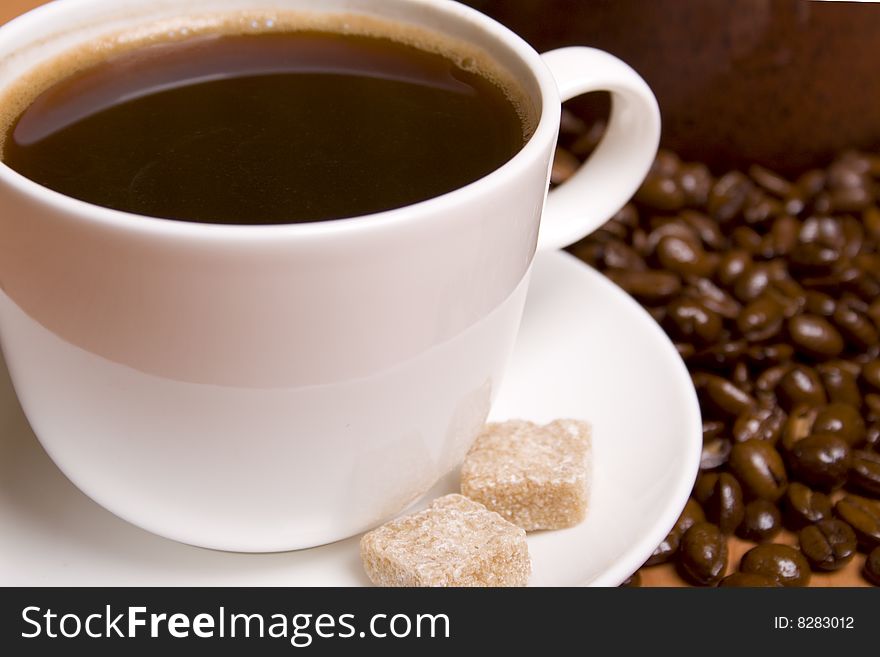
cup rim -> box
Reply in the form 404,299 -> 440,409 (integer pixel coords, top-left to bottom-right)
0,0 -> 560,241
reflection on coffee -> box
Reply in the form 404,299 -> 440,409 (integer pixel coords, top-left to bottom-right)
1,21 -> 532,224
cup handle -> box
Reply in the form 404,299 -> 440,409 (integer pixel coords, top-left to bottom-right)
538,47 -> 661,251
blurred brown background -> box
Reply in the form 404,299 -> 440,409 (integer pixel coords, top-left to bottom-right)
466,0 -> 880,174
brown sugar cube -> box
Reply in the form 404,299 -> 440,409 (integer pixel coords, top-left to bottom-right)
360,494 -> 530,587
461,419 -> 592,531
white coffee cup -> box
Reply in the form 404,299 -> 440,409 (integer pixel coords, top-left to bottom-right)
0,0 -> 659,551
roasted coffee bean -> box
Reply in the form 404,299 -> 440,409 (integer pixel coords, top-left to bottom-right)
646,497 -> 706,566
708,171 -> 752,223
796,169 -> 826,198
620,571 -> 642,587
733,406 -> 786,445
568,240 -> 602,267
611,204 -> 639,230
678,522 -> 728,586
702,420 -> 725,442
716,250 -> 752,288
694,473 -> 718,507
840,264 -> 874,299
740,544 -> 810,587
783,482 -> 834,530
834,496 -> 880,551
748,343 -> 794,367
865,394 -> 880,423
646,220 -> 699,250
648,307 -> 668,325
865,206 -> 880,242
801,272 -> 854,297
675,498 -> 707,535
869,303 -> 880,338
812,402 -> 866,447
599,221 -> 632,243
831,186 -> 873,212
604,269 -> 681,304
733,265 -> 774,304
569,119 -> 606,157
704,472 -> 744,534
650,150 -> 682,177
755,233 -> 780,260
558,109 -> 586,137
799,519 -> 857,571
866,423 -> 880,452
732,226 -> 763,255
729,440 -> 788,502
777,365 -> 827,412
732,362 -> 751,391
755,364 -> 790,395
738,295 -> 785,342
849,450 -> 880,497
678,164 -> 713,207
841,217 -> 866,258
675,343 -> 695,359
843,270 -> 880,304
860,252 -> 880,278
781,405 -> 818,452
749,164 -> 794,199
635,174 -> 685,211
762,257 -> 788,279
595,221 -> 630,242
768,215 -> 800,257
832,150 -> 872,177
630,228 -> 649,257
703,376 -> 755,417
800,215 -> 845,250
737,499 -> 782,542
865,547 -> 880,586
686,278 -> 742,319
691,371 -> 711,390
788,433 -> 851,490
719,572 -> 781,587
550,147 -> 579,185
804,290 -> 836,317
645,531 -> 680,566
665,298 -> 722,345
601,240 -> 647,271
861,360 -> 880,392
818,362 -> 862,407
689,339 -> 749,369
787,314 -> 844,359
744,191 -> 781,227
833,300 -> 879,350
814,194 -> 833,214
681,210 -> 725,251
790,242 -> 840,277
766,280 -> 805,319
701,437 -> 732,470
784,195 -> 806,217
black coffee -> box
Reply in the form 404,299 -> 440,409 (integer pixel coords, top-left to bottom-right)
1,23 -> 530,224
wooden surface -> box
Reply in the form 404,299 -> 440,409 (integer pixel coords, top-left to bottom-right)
1,0 -> 873,587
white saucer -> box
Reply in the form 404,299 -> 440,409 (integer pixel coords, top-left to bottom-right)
0,250 -> 701,586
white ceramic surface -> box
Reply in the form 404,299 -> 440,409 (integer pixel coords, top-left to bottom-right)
0,251 -> 702,586
0,0 -> 660,550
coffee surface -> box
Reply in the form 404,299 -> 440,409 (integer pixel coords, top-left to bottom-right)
1,29 -> 528,224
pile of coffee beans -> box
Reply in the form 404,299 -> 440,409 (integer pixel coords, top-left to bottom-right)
556,111 -> 880,586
